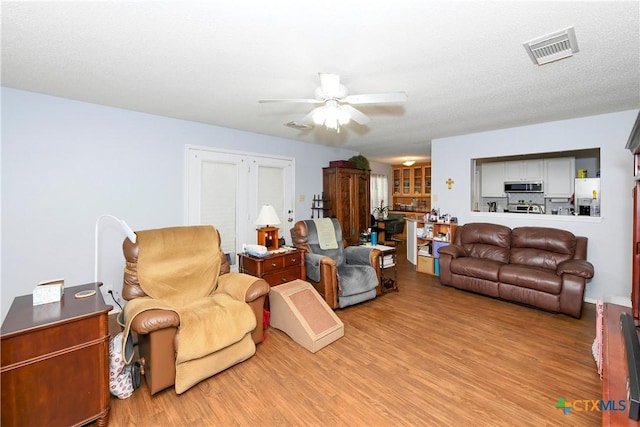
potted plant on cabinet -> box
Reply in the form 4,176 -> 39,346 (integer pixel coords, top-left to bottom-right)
348,154 -> 371,174
373,201 -> 390,219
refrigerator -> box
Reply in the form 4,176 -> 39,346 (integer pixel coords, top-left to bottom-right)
574,178 -> 600,216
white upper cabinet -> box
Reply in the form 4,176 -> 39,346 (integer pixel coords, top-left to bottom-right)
544,157 -> 575,197
481,157 -> 575,199
504,159 -> 544,181
481,162 -> 506,197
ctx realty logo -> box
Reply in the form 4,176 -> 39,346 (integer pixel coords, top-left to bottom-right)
555,397 -> 627,415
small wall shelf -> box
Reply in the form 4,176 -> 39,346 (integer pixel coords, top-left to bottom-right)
311,194 -> 330,219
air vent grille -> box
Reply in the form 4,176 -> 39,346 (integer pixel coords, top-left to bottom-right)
285,121 -> 313,130
523,27 -> 579,65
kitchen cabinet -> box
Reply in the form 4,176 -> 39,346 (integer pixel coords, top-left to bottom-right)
392,164 -> 429,196
391,163 -> 431,211
323,166 -> 370,246
481,162 -> 506,197
482,158 -> 571,198
392,168 -> 401,195
401,168 -> 411,194
504,159 -> 544,181
412,165 -> 423,194
544,157 -> 575,197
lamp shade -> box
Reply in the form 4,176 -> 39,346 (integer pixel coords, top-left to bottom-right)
255,205 -> 281,226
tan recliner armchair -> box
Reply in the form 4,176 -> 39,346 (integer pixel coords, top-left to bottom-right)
121,225 -> 269,395
290,218 -> 381,309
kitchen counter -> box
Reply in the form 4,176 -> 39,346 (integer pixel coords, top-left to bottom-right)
471,211 -> 603,222
389,210 -> 429,215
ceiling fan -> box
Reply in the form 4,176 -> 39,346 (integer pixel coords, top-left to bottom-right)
258,73 -> 407,133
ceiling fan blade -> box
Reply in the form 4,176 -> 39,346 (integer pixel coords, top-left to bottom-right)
258,98 -> 322,104
299,107 -> 324,125
318,73 -> 341,98
343,92 -> 407,105
342,105 -> 371,125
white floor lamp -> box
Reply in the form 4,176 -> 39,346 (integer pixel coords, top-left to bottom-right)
94,214 -> 137,284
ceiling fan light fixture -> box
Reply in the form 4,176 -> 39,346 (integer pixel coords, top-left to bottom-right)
337,107 -> 351,125
260,73 -> 407,133
312,103 -> 350,131
312,107 -> 326,125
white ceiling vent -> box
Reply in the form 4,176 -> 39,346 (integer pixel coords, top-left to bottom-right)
285,121 -> 313,130
523,27 -> 579,65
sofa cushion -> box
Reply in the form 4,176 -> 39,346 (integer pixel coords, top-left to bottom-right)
449,257 -> 504,282
458,223 -> 511,263
510,227 -> 576,270
499,264 -> 562,294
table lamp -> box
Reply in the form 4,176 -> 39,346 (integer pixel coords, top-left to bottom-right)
255,205 -> 281,250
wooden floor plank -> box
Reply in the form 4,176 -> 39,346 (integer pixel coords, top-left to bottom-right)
104,253 -> 601,426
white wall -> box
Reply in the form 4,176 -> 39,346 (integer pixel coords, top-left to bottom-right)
1,88 -> 373,321
431,109 -> 639,305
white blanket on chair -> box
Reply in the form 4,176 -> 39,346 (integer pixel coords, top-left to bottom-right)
313,218 -> 339,249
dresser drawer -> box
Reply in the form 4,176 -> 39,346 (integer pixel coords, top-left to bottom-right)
263,257 -> 285,272
1,315 -> 107,367
262,266 -> 303,286
284,252 -> 303,267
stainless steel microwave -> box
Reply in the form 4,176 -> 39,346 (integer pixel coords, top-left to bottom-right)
504,181 -> 543,193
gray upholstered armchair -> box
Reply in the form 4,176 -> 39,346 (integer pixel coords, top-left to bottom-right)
290,218 -> 381,309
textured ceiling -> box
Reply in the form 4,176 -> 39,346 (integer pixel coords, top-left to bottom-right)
2,1 -> 639,164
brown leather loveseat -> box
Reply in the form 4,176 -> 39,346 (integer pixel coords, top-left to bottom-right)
438,223 -> 594,318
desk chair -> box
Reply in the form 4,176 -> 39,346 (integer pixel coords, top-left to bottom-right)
383,219 -> 405,246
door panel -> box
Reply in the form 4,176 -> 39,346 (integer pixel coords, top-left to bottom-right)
186,146 -> 294,266
338,174 -> 354,239
254,159 -> 294,244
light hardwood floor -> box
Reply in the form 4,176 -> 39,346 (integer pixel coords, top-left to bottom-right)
105,251 -> 601,426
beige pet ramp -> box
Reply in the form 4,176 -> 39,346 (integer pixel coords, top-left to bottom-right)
269,280 -> 344,353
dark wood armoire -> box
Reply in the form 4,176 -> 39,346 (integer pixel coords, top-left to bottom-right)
600,112 -> 640,426
626,113 -> 640,321
323,166 -> 370,246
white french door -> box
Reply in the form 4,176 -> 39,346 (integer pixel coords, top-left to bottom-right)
185,146 -> 294,266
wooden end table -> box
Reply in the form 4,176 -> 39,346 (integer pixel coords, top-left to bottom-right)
1,282 -> 112,427
238,248 -> 306,287
369,244 -> 398,293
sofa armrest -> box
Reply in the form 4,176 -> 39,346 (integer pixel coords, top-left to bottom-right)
119,308 -> 180,335
557,259 -> 594,279
438,244 -> 467,259
345,246 -> 380,266
305,252 -> 335,282
217,272 -> 270,303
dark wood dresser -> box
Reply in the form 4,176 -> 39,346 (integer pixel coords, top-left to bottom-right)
1,282 -> 112,427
